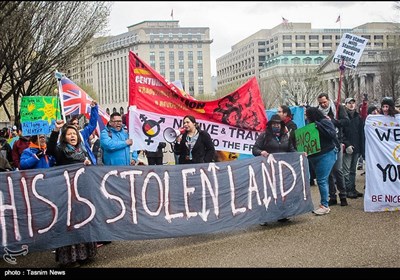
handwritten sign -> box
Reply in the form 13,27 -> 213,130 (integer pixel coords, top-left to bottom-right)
20,96 -> 60,136
295,123 -> 321,155
333,33 -> 368,69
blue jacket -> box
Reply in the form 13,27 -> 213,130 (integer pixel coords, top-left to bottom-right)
20,147 -> 56,170
80,105 -> 99,165
100,125 -> 138,166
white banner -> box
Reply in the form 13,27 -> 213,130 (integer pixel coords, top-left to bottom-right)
364,114 -> 400,212
333,33 -> 368,69
129,107 -> 261,155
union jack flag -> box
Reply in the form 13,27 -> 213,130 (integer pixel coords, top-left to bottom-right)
59,76 -> 109,135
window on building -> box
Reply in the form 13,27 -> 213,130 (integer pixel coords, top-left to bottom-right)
292,57 -> 300,64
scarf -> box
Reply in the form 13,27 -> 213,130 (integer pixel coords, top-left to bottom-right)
318,99 -> 337,119
64,143 -> 87,162
29,143 -> 49,164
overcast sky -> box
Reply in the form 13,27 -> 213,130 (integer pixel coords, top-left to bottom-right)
108,1 -> 399,76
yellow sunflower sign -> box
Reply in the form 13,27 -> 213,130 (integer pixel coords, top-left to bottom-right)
20,96 -> 61,136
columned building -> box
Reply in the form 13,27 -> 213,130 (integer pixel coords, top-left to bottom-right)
92,20 -> 213,115
217,22 -> 400,108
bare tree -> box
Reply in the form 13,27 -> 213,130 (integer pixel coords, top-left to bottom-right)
264,67 -> 323,109
376,42 -> 400,101
0,1 -> 112,125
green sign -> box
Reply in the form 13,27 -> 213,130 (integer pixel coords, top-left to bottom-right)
20,96 -> 61,136
295,123 -> 321,156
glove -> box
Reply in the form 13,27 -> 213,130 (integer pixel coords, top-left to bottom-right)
36,149 -> 44,158
345,146 -> 354,154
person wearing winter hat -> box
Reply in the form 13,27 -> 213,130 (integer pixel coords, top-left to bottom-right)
380,97 -> 399,117
367,105 -> 379,115
252,114 -> 296,225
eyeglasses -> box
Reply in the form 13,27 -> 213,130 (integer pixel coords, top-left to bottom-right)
111,120 -> 122,123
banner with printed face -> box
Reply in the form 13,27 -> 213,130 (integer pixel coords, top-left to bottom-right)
0,153 -> 312,253
129,108 -> 261,155
128,51 -> 267,133
364,114 -> 400,212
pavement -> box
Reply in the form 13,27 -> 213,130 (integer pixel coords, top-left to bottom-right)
1,169 -> 399,269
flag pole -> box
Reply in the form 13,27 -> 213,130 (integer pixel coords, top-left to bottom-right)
55,71 -> 66,123
336,58 -> 345,119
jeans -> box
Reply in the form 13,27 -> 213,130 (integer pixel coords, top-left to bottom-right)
309,148 -> 337,208
342,152 -> 359,193
329,144 -> 347,199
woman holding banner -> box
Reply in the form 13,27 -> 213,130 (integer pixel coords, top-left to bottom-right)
173,115 -> 215,164
305,107 -> 338,216
47,120 -> 96,268
252,114 -> 296,225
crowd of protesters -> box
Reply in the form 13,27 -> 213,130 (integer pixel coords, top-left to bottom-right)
1,94 -> 399,268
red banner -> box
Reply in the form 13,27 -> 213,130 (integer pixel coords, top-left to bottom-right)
129,51 -> 267,131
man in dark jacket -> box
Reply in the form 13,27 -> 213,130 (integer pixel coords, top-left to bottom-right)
342,97 -> 364,198
277,105 -> 297,149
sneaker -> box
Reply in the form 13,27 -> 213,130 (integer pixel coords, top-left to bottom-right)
313,205 -> 330,215
340,198 -> 348,206
328,198 -> 337,206
277,218 -> 290,223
